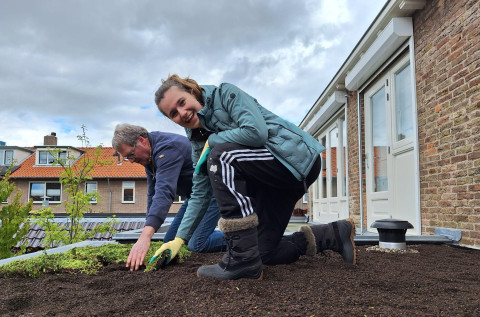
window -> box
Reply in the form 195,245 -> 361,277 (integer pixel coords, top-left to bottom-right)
173,195 -> 185,203
393,63 -> 414,142
0,150 -> 13,165
38,150 -> 67,165
29,182 -> 62,203
85,182 -> 98,203
316,114 -> 348,200
122,181 -> 135,203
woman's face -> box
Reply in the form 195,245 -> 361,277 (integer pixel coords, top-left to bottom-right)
158,86 -> 203,129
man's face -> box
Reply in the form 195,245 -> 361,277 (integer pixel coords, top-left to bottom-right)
117,136 -> 151,166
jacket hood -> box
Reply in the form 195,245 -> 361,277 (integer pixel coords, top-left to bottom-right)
201,85 -> 217,108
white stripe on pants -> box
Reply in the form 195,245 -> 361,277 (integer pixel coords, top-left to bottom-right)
219,148 -> 274,218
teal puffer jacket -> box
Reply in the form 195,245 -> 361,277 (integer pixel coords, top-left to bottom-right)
176,83 -> 324,241
197,83 -> 324,181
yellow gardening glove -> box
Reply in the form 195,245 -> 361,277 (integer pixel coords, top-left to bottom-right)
195,141 -> 211,175
149,237 -> 184,265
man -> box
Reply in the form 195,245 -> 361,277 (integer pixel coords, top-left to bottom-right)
112,123 -> 224,271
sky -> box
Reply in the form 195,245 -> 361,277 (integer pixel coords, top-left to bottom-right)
0,0 -> 387,148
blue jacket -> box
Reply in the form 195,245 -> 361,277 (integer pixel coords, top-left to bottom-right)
144,131 -> 194,230
175,83 -> 324,241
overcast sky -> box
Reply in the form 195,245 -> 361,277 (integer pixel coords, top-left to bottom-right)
0,0 -> 386,147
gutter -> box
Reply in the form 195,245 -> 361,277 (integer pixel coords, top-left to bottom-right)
357,91 -> 364,233
107,178 -> 112,212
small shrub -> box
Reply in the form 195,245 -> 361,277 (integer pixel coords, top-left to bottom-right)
0,167 -> 33,259
0,241 -> 191,278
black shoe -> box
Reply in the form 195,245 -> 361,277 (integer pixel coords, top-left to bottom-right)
197,258 -> 263,280
300,218 -> 357,264
197,215 -> 263,280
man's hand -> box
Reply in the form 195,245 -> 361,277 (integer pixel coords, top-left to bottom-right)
149,237 -> 184,265
195,141 -> 210,175
126,226 -> 155,271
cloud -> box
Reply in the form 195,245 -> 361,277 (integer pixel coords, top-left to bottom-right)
0,0 -> 386,147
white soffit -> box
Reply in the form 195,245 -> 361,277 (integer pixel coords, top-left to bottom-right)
304,91 -> 346,135
345,17 -> 413,91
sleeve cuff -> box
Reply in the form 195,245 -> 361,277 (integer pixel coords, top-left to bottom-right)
144,215 -> 164,232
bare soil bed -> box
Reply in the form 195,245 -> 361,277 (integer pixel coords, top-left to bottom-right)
1,244 -> 480,316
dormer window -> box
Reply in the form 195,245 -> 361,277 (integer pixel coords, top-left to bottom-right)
37,150 -> 68,165
0,150 -> 13,165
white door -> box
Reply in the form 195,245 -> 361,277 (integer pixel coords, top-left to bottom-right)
312,113 -> 349,223
365,55 -> 418,234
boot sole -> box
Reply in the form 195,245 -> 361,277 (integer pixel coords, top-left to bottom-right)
345,218 -> 357,265
196,269 -> 264,280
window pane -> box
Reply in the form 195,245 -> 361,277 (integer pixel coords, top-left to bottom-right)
320,136 -> 327,198
46,183 -> 61,202
59,151 -> 67,161
4,151 -> 13,165
30,183 -> 45,201
86,182 -> 98,202
174,195 -> 184,202
123,182 -> 135,188
123,181 -> 134,202
395,63 -> 413,141
86,182 -> 97,193
47,152 -> 55,164
329,127 -> 338,198
371,86 -> 388,192
39,151 -> 48,164
342,117 -> 347,197
123,189 -> 134,202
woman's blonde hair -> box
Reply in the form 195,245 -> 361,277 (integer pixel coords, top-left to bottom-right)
154,74 -> 203,114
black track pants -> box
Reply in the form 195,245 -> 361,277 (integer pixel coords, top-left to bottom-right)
207,142 -> 321,265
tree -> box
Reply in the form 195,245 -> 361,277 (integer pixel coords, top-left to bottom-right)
0,167 -> 33,259
32,126 -> 117,247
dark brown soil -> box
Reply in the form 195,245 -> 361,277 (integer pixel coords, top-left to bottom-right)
1,244 -> 480,316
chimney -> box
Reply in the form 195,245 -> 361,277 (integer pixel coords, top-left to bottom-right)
44,132 -> 57,146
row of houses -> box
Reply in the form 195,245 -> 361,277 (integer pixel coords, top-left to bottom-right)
300,0 -> 479,248
1,132 -> 185,215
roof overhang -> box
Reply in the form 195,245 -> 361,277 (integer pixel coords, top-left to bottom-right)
303,91 -> 347,135
345,17 -> 413,91
0,146 -> 34,153
300,0 -> 426,131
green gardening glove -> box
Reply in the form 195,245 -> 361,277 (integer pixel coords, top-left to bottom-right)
149,237 -> 184,265
195,141 -> 211,175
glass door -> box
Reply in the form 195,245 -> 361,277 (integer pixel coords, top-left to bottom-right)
312,112 -> 349,223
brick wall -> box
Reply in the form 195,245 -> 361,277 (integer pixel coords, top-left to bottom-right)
345,92 -> 363,229
414,0 -> 480,247
6,178 -> 185,215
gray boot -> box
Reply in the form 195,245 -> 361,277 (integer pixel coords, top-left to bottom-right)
197,214 -> 263,280
300,218 -> 357,264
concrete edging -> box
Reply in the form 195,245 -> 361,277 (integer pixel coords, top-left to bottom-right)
0,240 -> 117,267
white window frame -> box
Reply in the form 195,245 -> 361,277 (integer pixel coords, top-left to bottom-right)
85,181 -> 98,204
302,193 -> 308,204
37,150 -> 68,166
173,195 -> 185,203
29,182 -> 62,204
0,150 -> 14,165
316,113 -> 348,201
122,181 -> 135,203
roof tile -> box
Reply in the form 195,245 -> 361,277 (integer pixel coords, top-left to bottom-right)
10,147 -> 146,179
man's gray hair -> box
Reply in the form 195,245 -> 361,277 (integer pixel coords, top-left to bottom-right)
112,123 -> 148,150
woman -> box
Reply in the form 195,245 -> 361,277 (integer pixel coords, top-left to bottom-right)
152,74 -> 356,280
